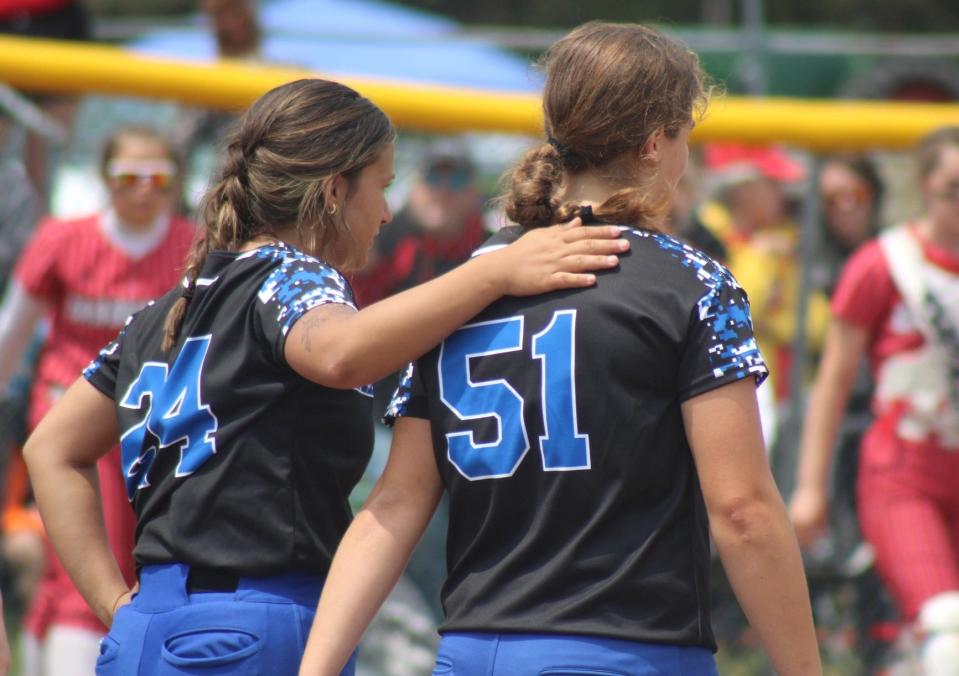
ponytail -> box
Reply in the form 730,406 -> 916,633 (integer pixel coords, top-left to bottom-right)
503,142 -> 670,230
161,237 -> 209,352
160,77 -> 396,351
503,144 -> 564,229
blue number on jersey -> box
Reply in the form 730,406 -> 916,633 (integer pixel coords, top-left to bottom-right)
439,317 -> 529,479
532,310 -> 591,471
119,335 -> 218,499
439,310 -> 590,480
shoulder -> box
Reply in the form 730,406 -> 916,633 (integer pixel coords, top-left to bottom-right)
831,235 -> 895,326
624,228 -> 741,295
34,213 -> 99,238
249,245 -> 355,306
839,237 -> 890,285
471,225 -> 522,257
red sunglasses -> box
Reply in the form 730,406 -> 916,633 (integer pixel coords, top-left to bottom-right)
107,160 -> 177,192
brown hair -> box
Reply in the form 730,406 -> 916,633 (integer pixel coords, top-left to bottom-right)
917,126 -> 959,181
100,125 -> 183,179
502,22 -> 708,229
162,78 -> 395,351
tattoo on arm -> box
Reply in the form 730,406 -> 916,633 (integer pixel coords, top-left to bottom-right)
298,304 -> 355,353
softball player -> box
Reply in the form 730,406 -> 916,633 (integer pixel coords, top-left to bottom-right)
300,22 -> 821,676
22,78 -> 625,675
791,127 -> 959,675
0,125 -> 193,676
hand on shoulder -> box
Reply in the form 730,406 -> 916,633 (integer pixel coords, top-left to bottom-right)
488,218 -> 629,296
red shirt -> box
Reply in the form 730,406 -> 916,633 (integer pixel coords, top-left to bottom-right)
831,224 -> 959,447
14,212 -> 195,427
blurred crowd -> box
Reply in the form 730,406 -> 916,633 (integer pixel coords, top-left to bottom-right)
2,2 -> 959,676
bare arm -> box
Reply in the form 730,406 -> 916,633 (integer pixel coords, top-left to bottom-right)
788,318 -> 869,547
683,378 -> 821,676
286,222 -> 627,388
0,281 -> 48,393
299,417 -> 442,676
22,378 -> 131,627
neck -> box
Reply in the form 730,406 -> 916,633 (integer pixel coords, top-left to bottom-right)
115,213 -> 162,234
554,171 -> 623,207
919,216 -> 959,254
239,225 -> 300,253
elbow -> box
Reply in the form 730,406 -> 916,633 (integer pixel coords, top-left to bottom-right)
327,359 -> 369,390
710,493 -> 782,547
310,351 -> 365,390
22,432 -> 44,472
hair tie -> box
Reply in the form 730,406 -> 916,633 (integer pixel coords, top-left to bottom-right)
578,204 -> 601,224
547,136 -> 571,161
182,281 -> 196,301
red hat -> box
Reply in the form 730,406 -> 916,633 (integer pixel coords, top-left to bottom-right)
704,143 -> 805,183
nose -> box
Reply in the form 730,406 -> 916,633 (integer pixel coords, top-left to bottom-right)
382,204 -> 393,226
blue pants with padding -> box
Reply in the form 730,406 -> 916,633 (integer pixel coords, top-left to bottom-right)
96,563 -> 357,675
432,632 -> 717,676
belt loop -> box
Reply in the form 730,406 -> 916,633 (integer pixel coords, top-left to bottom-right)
134,563 -> 191,611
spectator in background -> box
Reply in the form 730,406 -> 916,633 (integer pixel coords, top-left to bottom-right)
351,138 -> 488,307
807,154 -> 897,670
811,154 -> 884,504
0,114 -> 40,287
173,0 -> 266,182
0,105 -> 41,616
791,127 -> 959,676
687,144 -> 830,406
0,103 -> 39,676
0,0 -> 91,201
816,154 -> 885,294
202,0 -> 262,61
0,126 -> 195,676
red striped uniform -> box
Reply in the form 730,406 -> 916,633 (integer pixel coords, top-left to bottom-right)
832,225 -> 959,620
13,211 -> 195,637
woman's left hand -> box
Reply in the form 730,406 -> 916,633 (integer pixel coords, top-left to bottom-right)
107,582 -> 139,628
491,218 -> 629,296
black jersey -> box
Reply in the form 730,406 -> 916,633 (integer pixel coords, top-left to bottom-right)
84,243 -> 373,576
388,226 -> 768,650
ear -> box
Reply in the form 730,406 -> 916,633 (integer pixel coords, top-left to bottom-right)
642,127 -> 667,162
325,174 -> 349,210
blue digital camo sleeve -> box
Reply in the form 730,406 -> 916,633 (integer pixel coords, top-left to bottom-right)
253,247 -> 358,363
383,362 -> 430,426
636,230 -> 769,400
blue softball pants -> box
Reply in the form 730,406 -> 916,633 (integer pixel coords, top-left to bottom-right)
96,563 -> 356,675
431,632 -> 717,675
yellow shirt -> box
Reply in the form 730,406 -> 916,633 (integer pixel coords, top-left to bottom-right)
697,202 -> 829,398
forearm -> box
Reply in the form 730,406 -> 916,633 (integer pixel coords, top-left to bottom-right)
0,282 -> 46,393
23,380 -> 129,627
346,255 -> 504,369
713,497 -> 822,675
794,346 -> 857,491
27,454 -> 128,626
299,494 -> 438,675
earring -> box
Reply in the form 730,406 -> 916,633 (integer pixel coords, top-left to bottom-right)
328,204 -> 338,216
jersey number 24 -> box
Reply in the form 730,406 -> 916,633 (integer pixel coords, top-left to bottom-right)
119,336 -> 219,499
439,309 -> 590,481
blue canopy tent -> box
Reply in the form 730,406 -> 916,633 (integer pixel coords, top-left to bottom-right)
53,0 -> 540,218
132,0 -> 542,93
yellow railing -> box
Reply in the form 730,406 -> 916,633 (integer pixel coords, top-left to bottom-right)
3,35 -> 959,150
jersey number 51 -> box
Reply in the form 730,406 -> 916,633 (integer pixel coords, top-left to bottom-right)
439,310 -> 590,481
